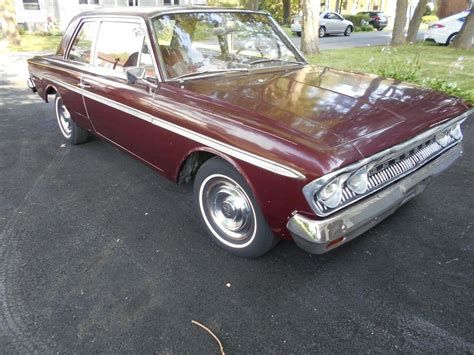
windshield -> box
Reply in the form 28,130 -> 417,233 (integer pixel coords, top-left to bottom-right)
152,12 -> 303,80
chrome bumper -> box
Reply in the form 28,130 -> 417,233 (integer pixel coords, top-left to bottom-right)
27,76 -> 37,93
287,144 -> 463,254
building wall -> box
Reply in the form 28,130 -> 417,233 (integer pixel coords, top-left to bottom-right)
14,0 -> 199,31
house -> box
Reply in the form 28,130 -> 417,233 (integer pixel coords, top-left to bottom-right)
14,0 -> 207,32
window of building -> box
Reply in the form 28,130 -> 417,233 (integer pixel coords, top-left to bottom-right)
67,21 -> 99,64
79,0 -> 100,4
128,0 -> 138,5
23,0 -> 40,10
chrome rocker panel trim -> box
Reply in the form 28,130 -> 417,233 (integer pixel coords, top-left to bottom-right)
287,143 -> 463,254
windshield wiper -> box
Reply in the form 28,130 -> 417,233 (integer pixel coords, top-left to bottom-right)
169,68 -> 249,82
249,58 -> 306,66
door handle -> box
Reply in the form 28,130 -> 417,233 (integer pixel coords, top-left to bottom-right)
77,82 -> 91,89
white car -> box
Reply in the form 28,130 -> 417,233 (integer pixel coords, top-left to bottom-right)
425,10 -> 473,45
291,12 -> 354,37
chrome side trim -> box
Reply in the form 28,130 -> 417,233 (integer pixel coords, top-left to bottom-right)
43,74 -> 305,180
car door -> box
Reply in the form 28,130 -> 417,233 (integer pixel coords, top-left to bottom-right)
80,19 -> 162,163
333,13 -> 347,32
59,20 -> 99,122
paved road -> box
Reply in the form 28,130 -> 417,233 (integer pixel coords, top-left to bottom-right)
288,30 -> 426,50
1,53 -> 473,353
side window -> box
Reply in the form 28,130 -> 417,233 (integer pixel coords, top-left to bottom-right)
67,21 -> 98,64
94,21 -> 146,72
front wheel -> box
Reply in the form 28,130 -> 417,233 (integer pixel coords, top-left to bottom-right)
344,26 -> 353,36
194,157 -> 279,257
377,27 -> 384,31
54,95 -> 89,145
319,26 -> 326,38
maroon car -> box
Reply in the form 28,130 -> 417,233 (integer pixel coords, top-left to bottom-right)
27,7 -> 471,257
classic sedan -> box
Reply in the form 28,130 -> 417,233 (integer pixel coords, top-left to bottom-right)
291,12 -> 354,37
27,7 -> 471,257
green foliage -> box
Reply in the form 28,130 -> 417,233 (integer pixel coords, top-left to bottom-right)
17,26 -> 27,35
376,47 -> 421,82
422,15 -> 438,24
423,77 -> 464,97
259,0 -> 299,24
205,0 -> 242,7
343,14 -> 370,28
356,24 -> 374,32
423,5 -> 432,16
307,44 -> 474,104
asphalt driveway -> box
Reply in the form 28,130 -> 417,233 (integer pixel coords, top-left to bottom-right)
1,53 -> 473,353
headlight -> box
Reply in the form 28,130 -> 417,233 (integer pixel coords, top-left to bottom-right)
435,131 -> 450,147
449,124 -> 462,140
318,177 -> 342,208
347,166 -> 368,194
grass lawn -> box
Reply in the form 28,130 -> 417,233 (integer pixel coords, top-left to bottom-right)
0,34 -> 61,54
307,42 -> 474,104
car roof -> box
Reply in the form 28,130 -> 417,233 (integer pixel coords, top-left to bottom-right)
76,6 -> 266,20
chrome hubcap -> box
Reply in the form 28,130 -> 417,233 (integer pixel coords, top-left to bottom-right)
56,98 -> 72,138
200,175 -> 256,244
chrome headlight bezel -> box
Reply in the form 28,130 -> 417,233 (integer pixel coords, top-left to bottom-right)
347,166 -> 369,195
303,110 -> 470,217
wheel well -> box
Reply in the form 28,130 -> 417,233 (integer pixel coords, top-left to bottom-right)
177,151 -> 216,184
44,86 -> 57,103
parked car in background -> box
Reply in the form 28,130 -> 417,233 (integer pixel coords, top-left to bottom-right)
27,8 -> 471,257
425,10 -> 473,45
291,12 -> 354,37
357,11 -> 388,31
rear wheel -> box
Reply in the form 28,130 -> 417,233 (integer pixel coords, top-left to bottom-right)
377,27 -> 384,31
54,95 -> 89,145
319,26 -> 326,38
447,33 -> 458,45
194,157 -> 279,257
296,31 -> 301,37
344,26 -> 353,36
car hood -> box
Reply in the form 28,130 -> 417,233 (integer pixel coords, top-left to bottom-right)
181,65 -> 469,158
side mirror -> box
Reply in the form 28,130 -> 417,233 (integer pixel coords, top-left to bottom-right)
126,67 -> 146,85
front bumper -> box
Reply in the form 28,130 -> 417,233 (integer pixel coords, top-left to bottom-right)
287,143 -> 463,254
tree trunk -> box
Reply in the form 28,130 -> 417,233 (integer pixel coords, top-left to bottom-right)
406,0 -> 428,44
245,0 -> 259,10
0,0 -> 21,47
391,0 -> 408,46
451,6 -> 474,49
301,0 -> 321,55
282,0 -> 291,25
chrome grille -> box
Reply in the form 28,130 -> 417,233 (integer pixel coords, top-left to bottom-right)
316,135 -> 457,213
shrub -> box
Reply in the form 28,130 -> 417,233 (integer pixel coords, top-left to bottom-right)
343,14 -> 371,28
356,24 -> 374,32
376,47 -> 421,82
424,5 -> 432,16
422,15 -> 438,24
422,77 -> 463,97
